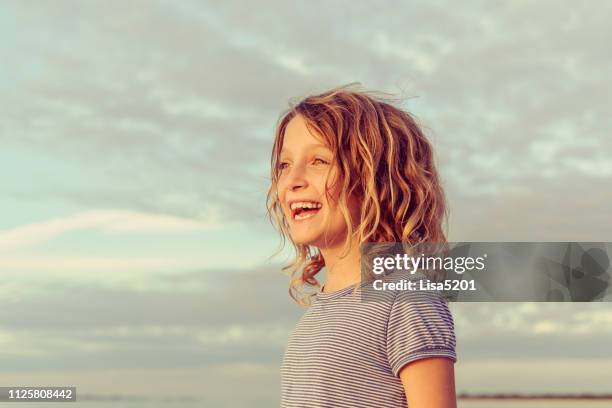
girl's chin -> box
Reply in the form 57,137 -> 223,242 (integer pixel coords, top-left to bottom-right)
290,234 -> 319,246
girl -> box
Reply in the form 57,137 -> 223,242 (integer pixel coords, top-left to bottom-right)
267,84 -> 457,407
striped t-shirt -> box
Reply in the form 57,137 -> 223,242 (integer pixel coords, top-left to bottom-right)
281,276 -> 457,407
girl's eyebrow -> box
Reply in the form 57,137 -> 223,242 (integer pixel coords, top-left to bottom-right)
280,143 -> 331,157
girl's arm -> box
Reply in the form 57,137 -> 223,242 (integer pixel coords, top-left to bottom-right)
399,357 -> 457,408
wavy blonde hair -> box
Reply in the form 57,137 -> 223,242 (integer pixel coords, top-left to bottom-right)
266,83 -> 449,305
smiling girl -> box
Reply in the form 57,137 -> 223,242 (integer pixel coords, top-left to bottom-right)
267,84 -> 457,408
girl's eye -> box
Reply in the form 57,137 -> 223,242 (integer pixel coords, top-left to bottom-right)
278,162 -> 290,172
313,158 -> 329,165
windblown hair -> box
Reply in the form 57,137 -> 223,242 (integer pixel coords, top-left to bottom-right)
266,83 -> 448,305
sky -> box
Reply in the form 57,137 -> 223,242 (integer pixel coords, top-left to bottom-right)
1,0 -> 611,406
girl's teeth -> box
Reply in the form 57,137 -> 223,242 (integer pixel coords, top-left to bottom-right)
295,211 -> 317,220
290,202 -> 322,210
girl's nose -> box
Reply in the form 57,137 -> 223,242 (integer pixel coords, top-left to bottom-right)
287,164 -> 308,191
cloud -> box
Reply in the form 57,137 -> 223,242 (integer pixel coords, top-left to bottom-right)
0,209 -> 219,251
456,357 -> 612,393
0,265 -> 300,330
3,0 -> 611,240
1,262 -> 611,362
0,255 -> 208,273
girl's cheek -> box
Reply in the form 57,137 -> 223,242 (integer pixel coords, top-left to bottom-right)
277,184 -> 287,204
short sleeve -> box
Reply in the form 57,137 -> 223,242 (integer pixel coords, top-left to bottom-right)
386,289 -> 457,377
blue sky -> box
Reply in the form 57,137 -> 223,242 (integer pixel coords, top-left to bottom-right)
1,0 -> 612,406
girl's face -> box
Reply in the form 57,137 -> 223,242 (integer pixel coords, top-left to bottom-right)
277,115 -> 359,248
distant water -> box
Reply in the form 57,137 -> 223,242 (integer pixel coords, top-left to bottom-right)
0,404 -> 201,408
2,400 -> 611,407
0,403 -> 203,408
460,401 -> 612,408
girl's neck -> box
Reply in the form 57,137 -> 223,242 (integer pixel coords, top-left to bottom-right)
319,238 -> 361,293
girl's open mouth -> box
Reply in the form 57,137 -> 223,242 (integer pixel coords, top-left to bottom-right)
290,201 -> 322,221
